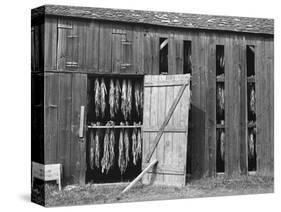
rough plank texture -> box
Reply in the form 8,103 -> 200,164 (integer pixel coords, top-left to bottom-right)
142,74 -> 190,186
44,17 -> 57,70
44,73 -> 59,164
207,33 -> 216,177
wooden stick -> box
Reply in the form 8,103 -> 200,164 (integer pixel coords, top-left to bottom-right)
121,159 -> 158,194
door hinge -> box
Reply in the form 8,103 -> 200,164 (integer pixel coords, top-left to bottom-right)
58,23 -> 73,29
67,34 -> 79,38
121,40 -> 132,45
120,63 -> 131,69
66,61 -> 78,68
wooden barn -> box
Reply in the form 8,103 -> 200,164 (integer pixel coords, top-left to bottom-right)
31,5 -> 274,187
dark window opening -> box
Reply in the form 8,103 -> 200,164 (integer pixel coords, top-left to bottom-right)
216,128 -> 225,173
216,45 -> 225,76
216,82 -> 225,125
184,40 -> 192,175
216,45 -> 225,173
159,38 -> 168,74
247,45 -> 256,172
183,40 -> 192,74
247,83 -> 256,122
248,127 -> 257,171
247,45 -> 255,77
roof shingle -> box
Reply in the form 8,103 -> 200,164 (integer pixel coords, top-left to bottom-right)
32,5 -> 274,35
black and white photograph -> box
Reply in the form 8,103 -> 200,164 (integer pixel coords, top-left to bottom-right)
1,0 -> 280,211
30,4 -> 274,207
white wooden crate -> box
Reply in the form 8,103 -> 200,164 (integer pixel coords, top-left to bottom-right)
32,162 -> 62,190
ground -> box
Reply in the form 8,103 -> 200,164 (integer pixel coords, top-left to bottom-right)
33,175 -> 273,207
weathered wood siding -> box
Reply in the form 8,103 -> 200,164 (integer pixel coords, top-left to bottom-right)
42,72 -> 87,184
142,75 -> 190,186
32,15 -> 274,185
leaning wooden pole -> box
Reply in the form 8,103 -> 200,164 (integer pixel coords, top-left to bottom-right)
121,159 -> 158,194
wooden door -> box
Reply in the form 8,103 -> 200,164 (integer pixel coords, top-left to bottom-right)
44,73 -> 87,185
142,74 -> 191,186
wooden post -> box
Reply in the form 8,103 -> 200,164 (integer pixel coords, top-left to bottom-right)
121,159 -> 158,194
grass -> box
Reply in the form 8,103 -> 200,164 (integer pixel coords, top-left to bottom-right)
38,175 -> 274,207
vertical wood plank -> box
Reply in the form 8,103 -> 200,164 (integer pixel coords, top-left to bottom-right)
31,27 -> 35,72
44,73 -> 59,164
255,38 -> 265,175
201,33 -> 208,177
150,76 -> 159,169
239,36 -> 247,175
44,17 -> 57,70
207,33 -> 216,177
98,23 -> 112,73
225,35 -> 240,177
172,76 -> 181,168
168,33 -> 176,75
190,32 -> 202,178
77,21 -> 88,70
34,24 -> 44,72
175,35 -> 184,74
233,35 -> 241,176
225,37 -> 232,176
152,30 -> 159,75
57,18 -> 72,70
71,21 -> 79,69
142,75 -> 152,184
85,21 -> 99,71
71,74 -> 81,183
79,74 -> 87,184
122,25 -> 133,73
265,39 -> 274,175
111,26 -> 124,73
156,75 -> 166,184
133,26 -> 144,74
144,30 -> 152,74
163,75 -> 174,184
58,73 -> 72,180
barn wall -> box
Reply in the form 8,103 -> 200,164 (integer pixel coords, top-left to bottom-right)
38,16 -> 274,184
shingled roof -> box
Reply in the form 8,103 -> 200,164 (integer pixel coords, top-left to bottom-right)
32,4 -> 274,35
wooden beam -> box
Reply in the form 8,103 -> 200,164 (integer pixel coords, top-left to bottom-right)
160,38 -> 168,50
121,159 -> 158,194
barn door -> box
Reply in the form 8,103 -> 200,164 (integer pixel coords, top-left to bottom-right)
142,74 -> 191,186
56,73 -> 88,185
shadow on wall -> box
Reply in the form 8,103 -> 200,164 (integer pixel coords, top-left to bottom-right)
189,104 -> 206,179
